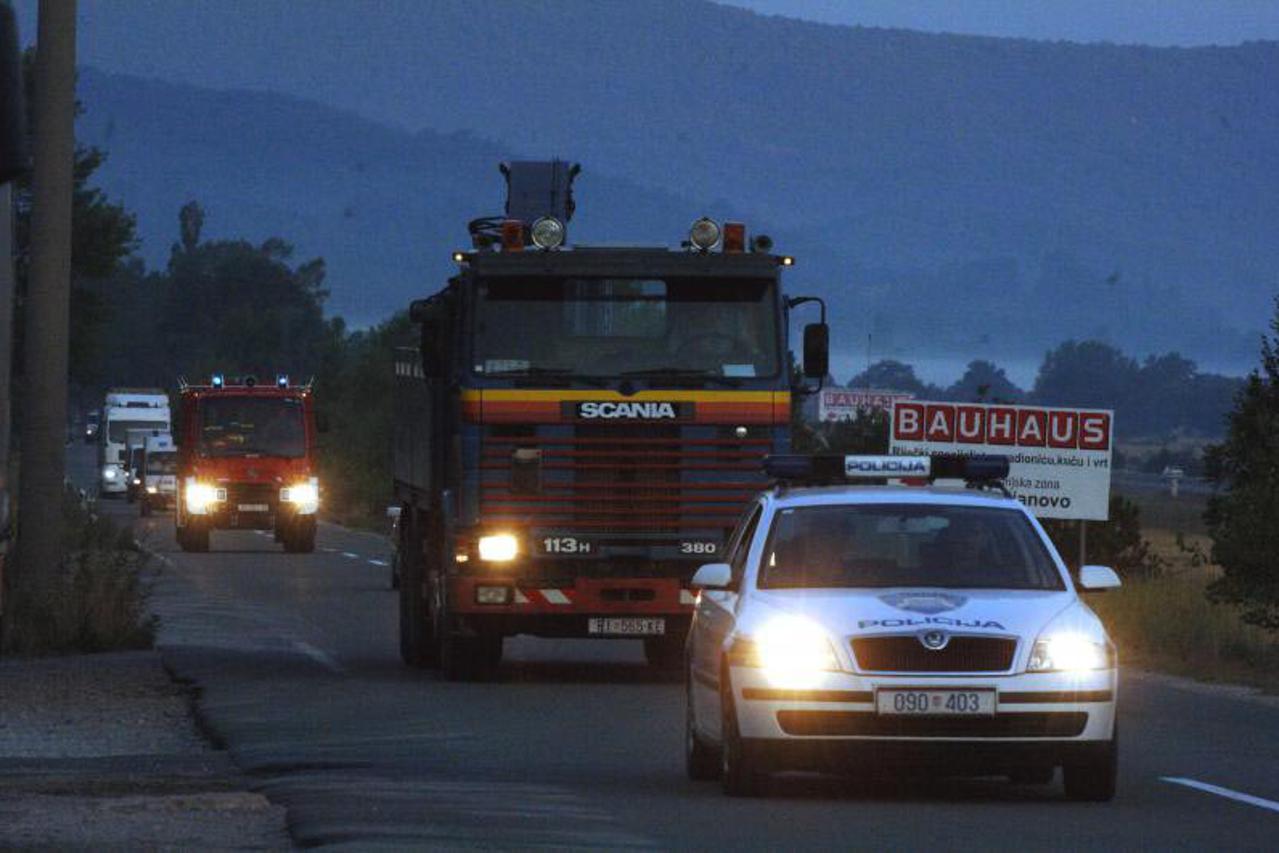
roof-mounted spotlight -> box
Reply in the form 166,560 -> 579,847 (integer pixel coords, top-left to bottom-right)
244,375 -> 257,387
751,234 -> 774,253
530,216 -> 566,250
689,217 -> 721,252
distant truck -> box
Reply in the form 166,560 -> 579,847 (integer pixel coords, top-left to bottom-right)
392,161 -> 828,679
124,427 -> 166,503
175,375 -> 321,553
139,433 -> 178,516
99,389 -> 170,497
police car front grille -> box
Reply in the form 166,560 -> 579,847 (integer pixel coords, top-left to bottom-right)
776,711 -> 1087,738
851,636 -> 1016,673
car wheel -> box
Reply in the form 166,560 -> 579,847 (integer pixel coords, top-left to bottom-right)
686,672 -> 721,781
720,669 -> 767,797
1063,727 -> 1118,802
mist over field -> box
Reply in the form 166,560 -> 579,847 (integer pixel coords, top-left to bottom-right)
21,0 -> 1277,382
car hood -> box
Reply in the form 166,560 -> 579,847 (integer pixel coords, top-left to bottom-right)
745,587 -> 1078,641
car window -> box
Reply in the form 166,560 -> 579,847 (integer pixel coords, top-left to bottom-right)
759,503 -> 1064,590
729,503 -> 764,583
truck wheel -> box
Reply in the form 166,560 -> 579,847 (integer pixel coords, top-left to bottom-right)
181,522 -> 209,553
283,518 -> 316,553
440,630 -> 501,682
398,510 -> 437,668
1063,727 -> 1118,802
721,668 -> 768,797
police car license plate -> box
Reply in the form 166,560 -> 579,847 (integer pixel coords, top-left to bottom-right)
587,617 -> 666,636
238,503 -> 269,513
876,689 -> 996,716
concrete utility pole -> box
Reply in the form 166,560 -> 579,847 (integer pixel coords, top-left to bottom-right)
0,182 -> 12,475
16,0 -> 75,598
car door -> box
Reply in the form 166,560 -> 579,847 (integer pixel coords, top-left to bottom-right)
690,500 -> 764,739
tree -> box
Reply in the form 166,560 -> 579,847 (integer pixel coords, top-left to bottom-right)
945,359 -> 1023,403
845,359 -> 936,397
1030,340 -> 1140,409
1203,297 -> 1279,630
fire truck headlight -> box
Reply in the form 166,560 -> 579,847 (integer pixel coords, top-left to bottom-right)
185,482 -> 219,515
478,533 -> 519,562
281,480 -> 319,514
530,216 -> 565,249
689,217 -> 721,251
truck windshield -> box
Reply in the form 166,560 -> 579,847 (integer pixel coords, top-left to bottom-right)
759,504 -> 1065,590
472,276 -> 781,379
146,452 -> 177,474
199,397 -> 306,458
107,419 -> 167,443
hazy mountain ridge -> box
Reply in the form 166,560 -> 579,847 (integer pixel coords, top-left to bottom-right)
57,1 -> 1279,373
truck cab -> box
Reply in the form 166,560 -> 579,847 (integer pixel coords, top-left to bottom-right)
139,433 -> 178,516
394,161 -> 828,679
99,389 -> 170,497
175,375 -> 320,553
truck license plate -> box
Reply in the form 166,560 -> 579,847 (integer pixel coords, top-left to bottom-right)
876,689 -> 996,716
237,503 -> 269,513
588,617 -> 666,636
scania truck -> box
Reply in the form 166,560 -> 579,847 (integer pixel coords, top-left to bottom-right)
175,375 -> 321,553
393,161 -> 828,679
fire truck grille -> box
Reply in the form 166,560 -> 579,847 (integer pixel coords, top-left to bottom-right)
224,483 -> 278,508
479,426 -> 771,533
851,636 -> 1017,673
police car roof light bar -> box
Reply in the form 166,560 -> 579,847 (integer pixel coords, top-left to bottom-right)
763,453 -> 1010,489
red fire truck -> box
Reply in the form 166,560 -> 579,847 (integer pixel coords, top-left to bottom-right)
175,375 -> 321,553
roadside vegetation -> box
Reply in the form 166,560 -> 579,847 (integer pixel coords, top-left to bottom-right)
2,488 -> 154,655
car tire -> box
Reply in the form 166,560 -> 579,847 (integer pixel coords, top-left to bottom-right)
686,673 -> 721,781
398,509 -> 437,668
1063,727 -> 1118,802
720,669 -> 768,797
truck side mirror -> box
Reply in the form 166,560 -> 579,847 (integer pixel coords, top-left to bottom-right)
803,323 -> 829,379
0,5 -> 26,184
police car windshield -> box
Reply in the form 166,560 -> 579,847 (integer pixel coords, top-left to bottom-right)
199,397 -> 305,458
472,276 -> 780,379
759,504 -> 1064,590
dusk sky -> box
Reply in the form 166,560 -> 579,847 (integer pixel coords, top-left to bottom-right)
722,0 -> 1279,45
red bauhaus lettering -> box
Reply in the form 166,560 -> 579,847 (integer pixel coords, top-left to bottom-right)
1047,410 -> 1078,449
956,406 -> 985,444
1079,412 -> 1111,450
894,402 -> 925,440
1017,409 -> 1047,447
986,407 -> 1016,445
925,404 -> 955,442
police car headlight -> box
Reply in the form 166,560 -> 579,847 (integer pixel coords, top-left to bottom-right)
184,482 -> 220,515
530,216 -> 565,249
478,533 -> 519,562
281,479 -> 319,514
1027,633 -> 1113,672
745,616 -> 839,689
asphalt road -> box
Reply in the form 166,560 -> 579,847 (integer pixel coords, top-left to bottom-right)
68,445 -> 1279,849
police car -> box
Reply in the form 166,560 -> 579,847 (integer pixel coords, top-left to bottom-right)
684,454 -> 1120,800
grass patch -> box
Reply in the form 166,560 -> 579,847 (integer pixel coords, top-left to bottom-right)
1,489 -> 155,655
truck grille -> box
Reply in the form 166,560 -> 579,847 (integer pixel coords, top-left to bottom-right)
851,636 -> 1016,673
479,426 -> 771,533
224,482 -> 278,508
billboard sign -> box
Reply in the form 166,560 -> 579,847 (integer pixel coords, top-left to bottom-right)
889,400 -> 1114,520
820,388 -> 914,421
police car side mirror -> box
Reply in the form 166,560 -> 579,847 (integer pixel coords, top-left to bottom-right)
1078,565 -> 1121,592
692,562 -> 733,590
802,323 -> 829,379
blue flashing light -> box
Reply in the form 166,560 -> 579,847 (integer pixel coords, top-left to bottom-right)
211,374 -> 224,388
277,374 -> 289,388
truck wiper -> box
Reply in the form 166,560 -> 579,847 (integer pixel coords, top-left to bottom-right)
619,367 -> 742,388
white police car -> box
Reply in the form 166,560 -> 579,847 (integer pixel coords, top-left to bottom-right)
685,454 -> 1120,799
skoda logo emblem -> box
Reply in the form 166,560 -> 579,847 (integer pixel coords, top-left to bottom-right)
920,630 -> 948,651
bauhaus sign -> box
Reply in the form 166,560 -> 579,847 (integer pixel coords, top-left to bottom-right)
890,401 -> 1114,520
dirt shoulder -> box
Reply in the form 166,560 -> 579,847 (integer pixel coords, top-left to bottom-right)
0,649 -> 291,849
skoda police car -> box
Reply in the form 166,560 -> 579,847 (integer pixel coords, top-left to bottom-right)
684,454 -> 1120,799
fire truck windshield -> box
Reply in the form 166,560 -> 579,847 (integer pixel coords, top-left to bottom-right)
472,276 -> 781,379
199,396 -> 306,458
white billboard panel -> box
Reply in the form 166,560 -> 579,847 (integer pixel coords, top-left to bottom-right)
819,388 -> 914,421
889,400 -> 1114,520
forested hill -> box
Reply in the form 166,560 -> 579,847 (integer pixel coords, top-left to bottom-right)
59,0 -> 1279,369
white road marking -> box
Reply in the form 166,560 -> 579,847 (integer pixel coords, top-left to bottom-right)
367,559 -> 389,566
341,551 -> 360,559
321,547 -> 337,553
1162,777 -> 1279,814
291,641 -> 346,675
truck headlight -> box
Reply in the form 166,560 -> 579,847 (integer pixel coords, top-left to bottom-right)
1027,633 -> 1113,672
737,616 -> 839,689
280,479 -> 319,514
185,482 -> 219,515
102,466 -> 118,481
146,485 -> 158,494
478,533 -> 518,562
